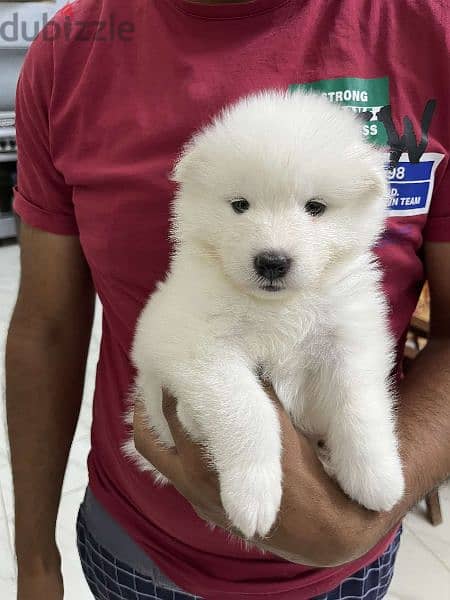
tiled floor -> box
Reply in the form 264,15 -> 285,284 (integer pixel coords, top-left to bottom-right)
0,242 -> 449,600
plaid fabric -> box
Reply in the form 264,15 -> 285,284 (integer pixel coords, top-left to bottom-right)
313,530 -> 401,600
77,506 -> 401,600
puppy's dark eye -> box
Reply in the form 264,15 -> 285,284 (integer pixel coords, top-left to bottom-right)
305,199 -> 326,217
231,198 -> 250,214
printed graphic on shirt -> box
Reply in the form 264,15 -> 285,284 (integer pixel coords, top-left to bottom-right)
289,77 -> 389,145
289,78 -> 444,217
385,152 -> 444,217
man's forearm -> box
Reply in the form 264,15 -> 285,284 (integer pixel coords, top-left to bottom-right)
383,337 -> 450,526
262,338 -> 450,566
342,337 -> 450,554
6,309 -> 93,572
330,335 -> 450,557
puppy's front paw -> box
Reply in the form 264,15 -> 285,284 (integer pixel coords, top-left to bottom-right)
220,463 -> 282,539
334,451 -> 404,512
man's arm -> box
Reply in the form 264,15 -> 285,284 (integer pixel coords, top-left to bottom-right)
376,241 -> 450,527
6,222 -> 95,599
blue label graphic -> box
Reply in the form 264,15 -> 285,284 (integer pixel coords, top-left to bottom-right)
388,161 -> 434,182
386,155 -> 443,216
387,182 -> 428,211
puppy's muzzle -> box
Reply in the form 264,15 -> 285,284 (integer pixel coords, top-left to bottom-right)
253,252 -> 292,281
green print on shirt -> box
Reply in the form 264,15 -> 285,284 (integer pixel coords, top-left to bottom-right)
289,77 -> 389,146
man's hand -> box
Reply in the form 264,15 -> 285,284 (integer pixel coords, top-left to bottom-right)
134,395 -> 226,527
134,387 -> 392,567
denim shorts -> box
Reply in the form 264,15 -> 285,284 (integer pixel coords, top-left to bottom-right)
76,496 -> 401,600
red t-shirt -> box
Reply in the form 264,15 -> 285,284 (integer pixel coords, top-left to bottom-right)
13,1 -> 450,598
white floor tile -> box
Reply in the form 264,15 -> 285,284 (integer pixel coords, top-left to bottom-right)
62,436 -> 91,495
0,466 -> 15,581
404,482 -> 450,571
61,554 -> 93,600
0,245 -> 19,326
389,525 -> 450,600
0,458 -> 14,525
75,407 -> 93,443
0,513 -> 15,580
0,577 -> 16,599
56,489 -> 92,600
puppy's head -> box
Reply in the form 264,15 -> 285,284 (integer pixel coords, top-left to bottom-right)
171,90 -> 388,298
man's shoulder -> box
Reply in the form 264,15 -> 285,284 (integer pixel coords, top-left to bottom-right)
23,0 -> 139,93
32,0 -> 136,50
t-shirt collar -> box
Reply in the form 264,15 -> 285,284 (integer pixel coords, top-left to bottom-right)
167,0 -> 288,19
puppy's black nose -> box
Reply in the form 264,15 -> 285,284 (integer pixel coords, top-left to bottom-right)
254,252 -> 292,280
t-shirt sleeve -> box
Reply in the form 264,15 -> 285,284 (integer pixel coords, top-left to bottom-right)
423,160 -> 450,243
13,34 -> 78,236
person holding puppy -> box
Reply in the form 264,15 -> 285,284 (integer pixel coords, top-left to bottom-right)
6,1 -> 450,600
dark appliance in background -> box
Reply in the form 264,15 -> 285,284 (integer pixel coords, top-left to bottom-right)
0,164 -> 16,211
1,3 -> 67,241
0,111 -> 17,240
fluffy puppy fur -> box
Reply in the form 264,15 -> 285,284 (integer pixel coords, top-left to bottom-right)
125,90 -> 404,539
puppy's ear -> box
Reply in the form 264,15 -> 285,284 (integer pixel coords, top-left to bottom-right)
170,137 -> 205,186
366,165 -> 388,199
360,147 -> 389,201
170,149 -> 190,184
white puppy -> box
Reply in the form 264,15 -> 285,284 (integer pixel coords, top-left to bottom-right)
126,90 -> 404,539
